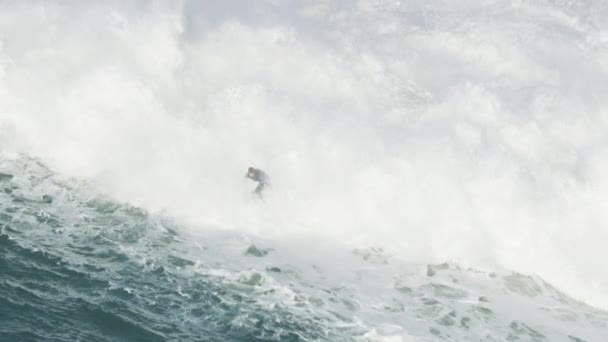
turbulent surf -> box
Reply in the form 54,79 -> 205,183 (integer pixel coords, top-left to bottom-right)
1,1 -> 608,341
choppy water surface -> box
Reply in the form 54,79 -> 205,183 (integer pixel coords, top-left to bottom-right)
2,0 -> 608,340
1,156 -> 607,341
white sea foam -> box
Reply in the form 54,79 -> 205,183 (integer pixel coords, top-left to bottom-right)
1,0 -> 608,310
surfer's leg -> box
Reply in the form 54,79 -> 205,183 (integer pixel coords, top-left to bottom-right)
254,183 -> 265,198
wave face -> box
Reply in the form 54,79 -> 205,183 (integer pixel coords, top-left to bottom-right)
1,0 -> 608,340
1,156 -> 607,341
0,157 -> 358,341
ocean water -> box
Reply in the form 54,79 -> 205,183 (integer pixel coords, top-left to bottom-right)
1,1 -> 608,341
2,156 -> 607,341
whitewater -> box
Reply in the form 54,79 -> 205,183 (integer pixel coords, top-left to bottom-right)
1,1 -> 608,341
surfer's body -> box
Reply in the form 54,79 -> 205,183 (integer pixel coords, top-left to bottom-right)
246,167 -> 269,198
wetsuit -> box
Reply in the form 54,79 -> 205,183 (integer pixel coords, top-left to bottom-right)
246,168 -> 269,197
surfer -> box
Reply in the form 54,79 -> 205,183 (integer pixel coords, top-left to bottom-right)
246,167 -> 269,198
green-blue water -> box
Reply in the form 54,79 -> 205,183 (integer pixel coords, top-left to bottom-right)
3,0 -> 608,340
0,157 -> 358,341
2,156 -> 608,341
